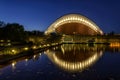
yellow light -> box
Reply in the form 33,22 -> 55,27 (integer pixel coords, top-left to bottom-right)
33,55 -> 36,59
39,45 -> 41,48
11,49 -> 17,54
32,46 -> 37,49
45,14 -> 103,35
0,40 -> 4,42
7,43 -> 11,46
47,44 -> 50,46
24,47 -> 29,50
12,49 -> 15,53
110,43 -> 120,47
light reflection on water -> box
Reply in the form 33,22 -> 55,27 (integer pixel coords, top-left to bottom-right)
0,44 -> 120,80
45,44 -> 103,72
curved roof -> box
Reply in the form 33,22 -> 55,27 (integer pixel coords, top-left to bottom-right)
45,14 -> 103,35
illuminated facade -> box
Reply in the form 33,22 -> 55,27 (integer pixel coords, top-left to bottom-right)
45,14 -> 103,35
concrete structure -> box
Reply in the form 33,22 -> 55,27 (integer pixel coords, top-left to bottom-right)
45,14 -> 103,35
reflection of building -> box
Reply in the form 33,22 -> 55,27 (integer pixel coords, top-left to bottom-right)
45,44 -> 103,72
45,14 -> 103,35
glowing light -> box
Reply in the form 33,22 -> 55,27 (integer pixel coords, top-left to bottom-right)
45,48 -> 103,72
0,40 -> 4,42
7,43 -> 11,46
45,14 -> 103,35
32,46 -> 37,49
12,49 -> 17,54
24,47 -> 29,50
110,42 -> 120,47
39,45 -> 41,48
47,44 -> 50,46
33,55 -> 36,59
53,53 -> 99,72
25,58 -> 28,62
11,61 -> 16,69
39,53 -> 41,56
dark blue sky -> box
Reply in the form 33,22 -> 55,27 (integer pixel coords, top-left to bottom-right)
0,0 -> 120,33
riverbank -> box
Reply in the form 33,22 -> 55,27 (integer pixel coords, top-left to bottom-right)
0,42 -> 61,64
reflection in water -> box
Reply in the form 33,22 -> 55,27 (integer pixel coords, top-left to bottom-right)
0,52 -> 43,70
0,44 -> 120,80
11,61 -> 17,70
45,44 -> 103,72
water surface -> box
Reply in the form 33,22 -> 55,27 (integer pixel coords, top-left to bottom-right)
0,44 -> 120,80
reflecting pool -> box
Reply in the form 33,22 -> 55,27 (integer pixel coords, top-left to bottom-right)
0,44 -> 120,80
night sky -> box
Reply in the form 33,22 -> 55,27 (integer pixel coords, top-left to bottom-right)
0,0 -> 120,33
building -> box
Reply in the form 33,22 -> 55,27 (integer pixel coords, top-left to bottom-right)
45,14 -> 103,35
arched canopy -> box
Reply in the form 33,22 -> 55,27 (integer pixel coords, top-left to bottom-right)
45,14 -> 103,35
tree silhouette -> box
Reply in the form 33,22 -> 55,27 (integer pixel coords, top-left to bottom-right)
0,21 -> 44,43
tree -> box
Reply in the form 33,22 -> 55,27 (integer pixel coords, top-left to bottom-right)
3,23 -> 25,41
